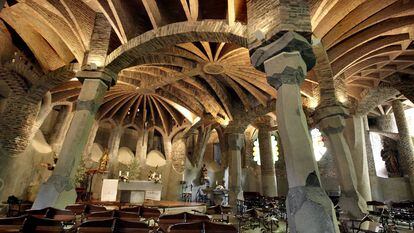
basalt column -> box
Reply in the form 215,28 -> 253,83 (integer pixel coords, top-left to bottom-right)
255,116 -> 277,197
316,107 -> 367,217
33,13 -> 113,209
313,38 -> 367,217
107,126 -> 123,178
392,99 -> 414,194
248,0 -> 339,231
224,131 -> 244,210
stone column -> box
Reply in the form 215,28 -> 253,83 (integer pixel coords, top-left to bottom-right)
32,77 -> 110,209
252,47 -> 339,232
49,105 -> 73,154
255,116 -> 277,197
343,115 -> 372,196
316,107 -> 367,218
224,131 -> 244,210
107,126 -> 123,178
392,100 -> 414,194
344,116 -> 372,204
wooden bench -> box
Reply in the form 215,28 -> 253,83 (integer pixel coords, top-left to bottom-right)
168,221 -> 237,233
21,216 -> 65,233
0,216 -> 25,233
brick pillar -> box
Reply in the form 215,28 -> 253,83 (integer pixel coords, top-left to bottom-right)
392,100 -> 414,194
255,116 -> 277,197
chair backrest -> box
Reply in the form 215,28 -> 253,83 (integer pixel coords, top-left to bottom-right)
117,211 -> 141,222
140,207 -> 161,219
86,211 -> 115,221
204,222 -> 237,233
0,216 -> 25,233
159,213 -> 186,232
25,208 -> 49,219
85,205 -> 107,214
168,222 -> 203,233
21,216 -> 64,233
45,208 -> 75,222
121,206 -> 141,214
185,213 -> 210,222
65,204 -> 86,215
77,218 -> 114,233
114,219 -> 149,233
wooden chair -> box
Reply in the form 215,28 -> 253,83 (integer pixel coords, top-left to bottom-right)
114,219 -> 149,233
117,211 -> 141,222
204,221 -> 237,233
65,204 -> 86,216
158,213 -> 186,232
77,218 -> 114,233
0,216 -> 26,233
140,207 -> 161,219
168,221 -> 203,233
21,216 -> 64,233
185,213 -> 210,223
25,208 -> 49,219
121,206 -> 141,214
45,208 -> 76,223
84,204 -> 107,214
85,211 -> 115,221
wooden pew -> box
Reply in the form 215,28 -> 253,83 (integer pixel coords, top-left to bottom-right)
114,219 -> 149,233
21,216 -> 64,233
77,218 -> 114,233
158,213 -> 186,232
168,221 -> 203,233
85,211 -> 115,221
0,216 -> 25,233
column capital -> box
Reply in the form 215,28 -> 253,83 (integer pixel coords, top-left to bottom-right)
254,115 -> 275,130
225,132 -> 244,151
76,68 -> 117,87
313,103 -> 349,124
319,115 -> 346,134
250,31 -> 315,72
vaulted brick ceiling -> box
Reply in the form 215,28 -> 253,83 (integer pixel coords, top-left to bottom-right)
1,0 -> 413,125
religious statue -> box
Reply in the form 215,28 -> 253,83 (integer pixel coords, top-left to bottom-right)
200,164 -> 210,185
98,149 -> 109,171
148,166 -> 162,183
381,138 -> 401,177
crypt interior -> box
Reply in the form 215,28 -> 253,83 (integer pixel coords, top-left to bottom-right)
0,0 -> 414,232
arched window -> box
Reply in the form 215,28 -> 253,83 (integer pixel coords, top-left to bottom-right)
310,128 -> 327,161
252,134 -> 279,165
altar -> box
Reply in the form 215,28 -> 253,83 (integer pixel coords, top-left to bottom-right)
101,179 -> 162,204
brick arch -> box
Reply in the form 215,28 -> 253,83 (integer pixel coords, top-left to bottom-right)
0,63 -> 74,156
105,20 -> 247,74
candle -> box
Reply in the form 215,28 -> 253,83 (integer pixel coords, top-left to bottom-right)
119,171 -> 122,176
126,171 -> 129,177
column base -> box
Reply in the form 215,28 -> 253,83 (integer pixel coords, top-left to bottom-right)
287,186 -> 340,233
338,194 -> 366,219
32,176 -> 76,210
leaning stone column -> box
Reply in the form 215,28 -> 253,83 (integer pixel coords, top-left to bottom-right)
252,46 -> 339,231
255,116 -> 277,197
107,126 -> 123,178
315,106 -> 367,217
224,131 -> 244,210
32,77 -> 111,209
344,115 -> 372,204
392,99 -> 414,194
32,13 -> 113,209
